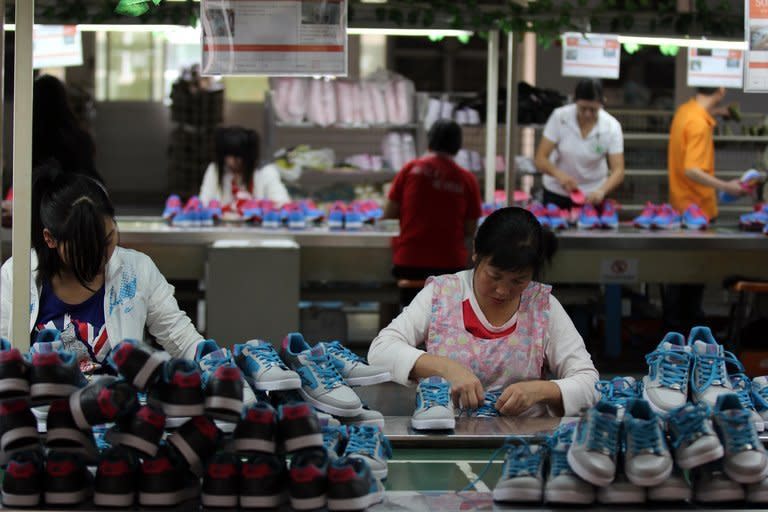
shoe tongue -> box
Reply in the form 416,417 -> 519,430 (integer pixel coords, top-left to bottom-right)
309,345 -> 327,358
426,376 -> 446,386
694,340 -> 722,356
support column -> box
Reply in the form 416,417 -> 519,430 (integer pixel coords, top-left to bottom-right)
484,30 -> 499,203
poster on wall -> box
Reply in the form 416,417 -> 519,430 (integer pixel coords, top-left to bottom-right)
200,0 -> 347,76
745,0 -> 768,92
33,26 -> 83,69
687,48 -> 744,88
561,32 -> 621,79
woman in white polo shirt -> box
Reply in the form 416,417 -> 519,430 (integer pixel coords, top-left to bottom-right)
534,79 -> 625,208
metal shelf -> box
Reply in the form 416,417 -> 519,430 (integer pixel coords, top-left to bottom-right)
625,168 -> 744,178
275,121 -> 420,130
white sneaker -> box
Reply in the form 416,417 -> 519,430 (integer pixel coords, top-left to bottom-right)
320,342 -> 391,387
647,466 -> 692,502
492,439 -> 545,503
544,426 -> 595,504
623,399 -> 673,487
688,326 -> 734,407
729,373 -> 765,432
410,377 -> 455,430
694,461 -> 746,503
641,332 -> 692,415
567,401 -> 621,487
751,376 -> 768,428
713,393 -> 768,484
342,425 -> 392,481
747,476 -> 768,503
666,402 -> 724,470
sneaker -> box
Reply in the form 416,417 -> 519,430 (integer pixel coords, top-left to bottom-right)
411,376 -> 455,430
262,209 -> 281,229
544,426 -> 595,505
162,194 -> 182,220
693,461 -> 745,503
195,340 -> 245,421
467,390 -> 502,417
287,209 -> 307,230
0,399 -> 39,456
0,337 -> 29,400
595,376 -> 640,412
30,328 -> 63,353
642,332 -> 692,414
651,204 -> 682,229
202,451 -> 240,508
622,399 -> 673,487
342,425 -> 392,481
528,202 -> 551,228
289,448 -> 329,511
633,202 -> 657,229
108,339 -> 169,392
339,404 -> 385,428
2,450 -> 43,507
567,400 -> 621,487
240,453 -> 287,509
233,401 -> 278,454
281,333 -> 362,417
596,466 -> 645,504
68,376 -> 138,429
327,456 -> 385,511
320,341 -> 391,386
46,399 -> 99,462
729,372 -> 765,432
599,201 -> 619,229
344,211 -> 364,230
28,350 -> 87,404
105,404 -> 166,457
328,209 -> 345,230
688,326 -> 735,407
234,339 -> 301,391
167,415 -> 222,477
752,375 -> 768,426
577,204 -> 601,229
138,443 -> 200,506
492,438 -> 545,503
647,465 -> 692,502
545,203 -> 568,230
666,402 -> 724,469
682,204 -> 709,230
94,446 -> 140,508
740,204 -> 768,230
323,426 -> 348,461
44,451 -> 93,505
747,475 -> 768,503
279,401 -> 323,453
147,359 -> 205,417
712,393 -> 768,484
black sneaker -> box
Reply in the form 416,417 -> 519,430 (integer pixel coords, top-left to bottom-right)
108,339 -> 170,392
327,456 -> 384,511
289,448 -> 329,511
68,376 -> 139,429
44,451 -> 93,506
105,404 -> 166,457
0,398 -> 39,455
202,451 -> 240,508
279,402 -> 322,453
233,401 -> 277,454
2,450 -> 43,507
167,415 -> 222,477
138,442 -> 200,507
29,351 -> 86,404
94,446 -> 140,508
147,359 -> 204,417
45,399 -> 99,463
240,453 -> 287,509
0,337 -> 29,400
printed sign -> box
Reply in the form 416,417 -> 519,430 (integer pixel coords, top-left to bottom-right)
201,0 -> 347,76
687,48 -> 744,88
562,32 -> 621,79
33,26 -> 83,69
745,0 -> 768,92
600,258 -> 639,283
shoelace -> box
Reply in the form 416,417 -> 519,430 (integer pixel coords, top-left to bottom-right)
467,391 -> 502,417
585,411 -> 620,455
691,349 -> 741,394
306,353 -> 344,389
669,404 -> 712,449
547,425 -> 576,477
461,436 -> 546,491
594,379 -> 638,406
249,344 -> 287,369
721,410 -> 760,452
325,342 -> 363,365
626,418 -> 663,455
418,382 -> 451,408
646,349 -> 691,389
345,427 -> 391,459
753,382 -> 768,410
730,373 -> 756,411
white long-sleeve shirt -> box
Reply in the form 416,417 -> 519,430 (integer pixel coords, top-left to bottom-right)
198,163 -> 290,206
368,270 -> 599,416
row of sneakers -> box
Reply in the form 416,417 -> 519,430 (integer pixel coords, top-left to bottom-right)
528,202 -> 620,230
633,202 -> 709,230
740,203 -> 768,234
327,200 -> 383,230
163,195 -> 222,227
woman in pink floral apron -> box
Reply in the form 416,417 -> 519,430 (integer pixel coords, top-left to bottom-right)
369,207 -> 598,417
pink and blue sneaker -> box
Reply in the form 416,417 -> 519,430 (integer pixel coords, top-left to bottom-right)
299,200 -> 324,223
287,209 -> 307,230
162,195 -> 182,221
682,204 -> 709,230
719,169 -> 766,203
344,210 -> 364,231
633,202 -> 657,229
577,204 -> 601,229
740,204 -> 768,230
207,200 -> 222,221
599,201 -> 619,229
262,209 -> 282,229
545,204 -> 568,230
652,204 -> 682,230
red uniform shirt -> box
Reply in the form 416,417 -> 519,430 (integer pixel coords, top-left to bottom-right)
389,154 -> 482,269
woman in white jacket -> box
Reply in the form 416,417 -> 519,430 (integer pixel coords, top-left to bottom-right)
199,126 -> 290,206
0,166 -> 204,363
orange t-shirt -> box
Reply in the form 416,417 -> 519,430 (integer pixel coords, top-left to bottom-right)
667,99 -> 718,218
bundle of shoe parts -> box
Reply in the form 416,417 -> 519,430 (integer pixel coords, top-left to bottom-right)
0,331 -> 391,510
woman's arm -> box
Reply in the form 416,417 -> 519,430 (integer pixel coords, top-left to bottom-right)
534,137 -> 578,192
198,164 -> 219,205
588,152 -> 625,204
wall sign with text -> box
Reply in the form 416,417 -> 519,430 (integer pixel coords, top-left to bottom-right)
562,33 -> 621,79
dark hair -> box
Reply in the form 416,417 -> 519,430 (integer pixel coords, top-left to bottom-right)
214,126 -> 259,192
32,163 -> 115,289
33,75 -> 103,183
573,78 -> 604,103
474,207 -> 557,278
427,119 -> 462,156
696,87 -> 719,96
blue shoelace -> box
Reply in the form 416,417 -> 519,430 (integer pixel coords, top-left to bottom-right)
462,436 -> 546,491
753,382 -> 768,411
626,418 -> 664,455
306,352 -> 344,389
691,349 -> 741,394
345,426 -> 391,459
730,373 -> 756,411
668,403 -> 712,449
468,390 -> 502,417
418,381 -> 451,408
585,411 -> 620,455
249,344 -> 287,369
325,341 -> 363,364
646,349 -> 691,390
594,378 -> 639,406
721,410 -> 760,452
547,425 -> 576,477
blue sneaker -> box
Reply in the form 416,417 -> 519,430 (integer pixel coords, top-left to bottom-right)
320,341 -> 390,387
410,376 -> 455,430
234,340 -> 301,392
545,204 -> 568,230
729,373 -> 765,432
712,393 -> 768,484
328,210 -> 345,230
567,401 -> 621,487
577,204 -> 601,229
327,456 -> 384,511
667,402 -> 723,470
599,201 -> 619,229
740,204 -> 768,230
492,437 -> 545,503
344,211 -> 364,230
633,202 -> 657,229
622,399 -> 673,487
682,204 -> 709,230
752,376 -> 768,427
688,326 -> 737,408
30,329 -> 64,354
468,390 -> 502,417
287,210 -> 306,230
162,195 -> 182,220
262,209 -> 281,229
641,332 -> 692,415
545,425 -> 595,504
280,333 -> 362,417
194,340 -> 249,420
651,204 -> 682,230
323,425 -> 348,461
595,376 -> 640,411
342,425 -> 392,480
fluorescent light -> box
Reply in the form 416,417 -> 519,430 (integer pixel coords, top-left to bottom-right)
4,24 -> 192,33
348,27 -> 473,37
617,35 -> 747,50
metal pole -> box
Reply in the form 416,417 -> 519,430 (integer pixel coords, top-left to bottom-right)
0,0 -> 6,265
11,0 -> 33,348
484,30 -> 499,204
504,32 -> 514,205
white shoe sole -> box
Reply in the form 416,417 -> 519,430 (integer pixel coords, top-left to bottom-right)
290,494 -> 326,510
597,489 -> 646,504
252,376 -> 302,391
298,389 -> 362,418
410,417 -> 455,430
201,493 -> 238,508
345,372 -> 392,387
240,493 -> 284,508
725,462 -> 768,484
328,489 -> 384,510
139,486 -> 198,506
648,487 -> 692,502
2,491 -> 40,507
567,449 -> 614,487
544,487 -> 595,504
696,488 -> 744,502
45,488 -> 91,505
94,491 -> 135,507
747,489 -> 768,503
676,443 -> 724,470
626,463 -> 672,487
492,486 -> 543,503
105,431 -> 159,457
284,433 -> 323,453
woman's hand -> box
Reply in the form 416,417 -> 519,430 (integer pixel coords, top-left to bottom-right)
721,179 -> 749,197
586,189 -> 606,205
440,359 -> 485,410
496,380 -> 562,416
556,171 -> 579,193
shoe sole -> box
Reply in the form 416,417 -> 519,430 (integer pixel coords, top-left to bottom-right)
327,489 -> 384,510
205,396 -> 243,421
597,490 -> 646,504
341,417 -> 385,429
492,487 -> 543,502
345,372 -> 392,387
725,462 -> 768,484
31,383 -> 79,404
201,493 -> 238,508
0,378 -> 30,397
146,397 -> 204,418
696,488 -> 744,502
410,417 -> 455,430
641,387 -> 682,416
648,487 -> 692,502
252,376 -> 302,391
1,427 -> 39,452
94,491 -> 135,507
544,488 -> 595,504
566,449 -> 614,487
284,433 -> 323,453
139,486 -> 198,506
131,351 -> 170,391
290,494 -> 326,510
1,491 -> 40,507
748,489 -> 768,503
626,463 -> 672,487
676,444 -> 724,470
297,389 -> 362,418
168,433 -> 204,477
45,488 -> 91,505
104,431 -> 159,457
240,493 -> 284,508
232,438 -> 276,454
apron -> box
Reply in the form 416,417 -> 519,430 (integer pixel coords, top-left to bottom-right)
425,273 -> 551,416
